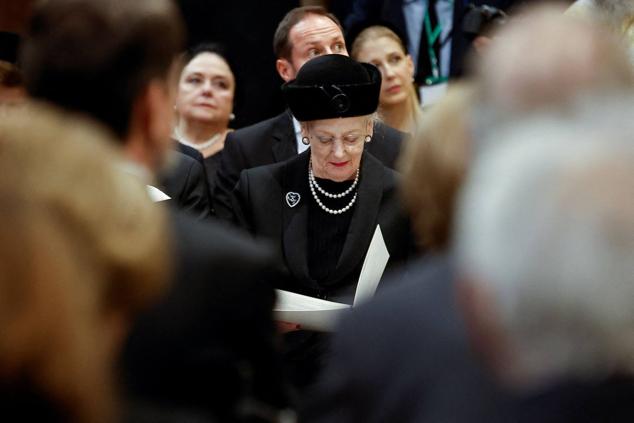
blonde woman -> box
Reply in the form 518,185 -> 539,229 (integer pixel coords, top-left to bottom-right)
351,25 -> 423,134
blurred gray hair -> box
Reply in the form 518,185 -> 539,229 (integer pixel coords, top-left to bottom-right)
456,99 -> 634,387
472,4 -> 634,149
593,0 -> 634,26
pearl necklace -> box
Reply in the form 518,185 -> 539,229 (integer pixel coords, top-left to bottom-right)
308,160 -> 359,215
310,166 -> 359,198
174,127 -> 222,151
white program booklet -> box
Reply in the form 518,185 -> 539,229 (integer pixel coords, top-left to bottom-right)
147,185 -> 171,202
274,225 -> 390,331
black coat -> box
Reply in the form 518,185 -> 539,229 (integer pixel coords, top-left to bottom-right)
303,255 -> 634,423
177,142 -> 222,216
233,149 -> 415,300
158,150 -> 212,220
214,110 -> 405,221
120,209 -> 288,421
303,255 -> 506,422
232,149 -> 415,391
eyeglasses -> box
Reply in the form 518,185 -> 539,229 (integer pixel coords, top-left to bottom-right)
310,133 -> 365,149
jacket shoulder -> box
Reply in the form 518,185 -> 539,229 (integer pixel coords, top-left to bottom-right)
242,149 -> 306,183
226,112 -> 290,147
374,121 -> 405,143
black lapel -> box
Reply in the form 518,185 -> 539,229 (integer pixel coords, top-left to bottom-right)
281,150 -> 313,285
382,1 -> 409,46
271,110 -> 298,163
330,152 -> 385,282
450,0 -> 468,77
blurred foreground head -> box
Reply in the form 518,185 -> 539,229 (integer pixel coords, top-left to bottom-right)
0,104 -> 169,422
21,0 -> 184,170
567,0 -> 634,61
399,84 -> 476,251
475,4 -> 633,135
456,100 -> 634,389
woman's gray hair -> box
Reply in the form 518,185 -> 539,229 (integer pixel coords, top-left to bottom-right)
593,0 -> 634,24
456,105 -> 634,387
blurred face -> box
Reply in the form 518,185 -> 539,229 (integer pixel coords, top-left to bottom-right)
354,36 -> 414,107
303,116 -> 372,182
175,52 -> 235,126
278,14 -> 348,81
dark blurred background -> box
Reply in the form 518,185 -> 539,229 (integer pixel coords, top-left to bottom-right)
176,0 -> 301,129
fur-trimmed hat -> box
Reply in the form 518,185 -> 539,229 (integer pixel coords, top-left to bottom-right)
282,54 -> 381,121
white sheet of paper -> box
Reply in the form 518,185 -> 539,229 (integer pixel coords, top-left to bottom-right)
147,185 -> 171,202
274,290 -> 350,331
420,82 -> 449,107
274,225 -> 390,331
353,225 -> 390,306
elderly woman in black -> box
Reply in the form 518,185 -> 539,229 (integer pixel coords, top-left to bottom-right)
232,54 -> 415,390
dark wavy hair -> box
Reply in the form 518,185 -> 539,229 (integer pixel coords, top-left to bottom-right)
21,0 -> 184,140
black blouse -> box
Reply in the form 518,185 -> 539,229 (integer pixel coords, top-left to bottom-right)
307,177 -> 356,284
203,152 -> 222,198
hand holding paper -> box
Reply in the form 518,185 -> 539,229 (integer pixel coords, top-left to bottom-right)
274,225 -> 390,331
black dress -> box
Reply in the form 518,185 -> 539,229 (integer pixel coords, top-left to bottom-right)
307,177 -> 355,283
203,152 -> 222,201
176,141 -> 224,215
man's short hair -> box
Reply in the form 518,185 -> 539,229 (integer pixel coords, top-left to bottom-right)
21,0 -> 184,140
273,6 -> 343,61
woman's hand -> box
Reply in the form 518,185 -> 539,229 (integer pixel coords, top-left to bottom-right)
276,321 -> 301,333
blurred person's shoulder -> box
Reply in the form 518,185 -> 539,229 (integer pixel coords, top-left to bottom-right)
167,207 -> 276,266
340,254 -> 457,336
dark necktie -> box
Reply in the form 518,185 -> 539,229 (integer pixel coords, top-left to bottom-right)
416,0 -> 441,84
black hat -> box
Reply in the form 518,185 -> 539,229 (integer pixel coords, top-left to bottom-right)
282,54 -> 381,121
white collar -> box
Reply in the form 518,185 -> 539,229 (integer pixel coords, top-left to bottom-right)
292,115 -> 310,154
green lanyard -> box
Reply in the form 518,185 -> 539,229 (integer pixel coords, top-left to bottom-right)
423,2 -> 449,85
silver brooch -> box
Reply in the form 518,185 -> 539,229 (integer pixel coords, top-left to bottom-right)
285,192 -> 301,208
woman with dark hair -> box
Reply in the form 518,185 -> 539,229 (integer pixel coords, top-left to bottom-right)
173,43 -> 236,195
232,54 -> 416,389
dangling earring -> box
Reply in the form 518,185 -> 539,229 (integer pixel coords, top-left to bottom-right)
364,135 -> 372,143
229,113 -> 235,121
301,136 -> 310,146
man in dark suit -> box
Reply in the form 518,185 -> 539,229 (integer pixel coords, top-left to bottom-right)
345,0 -> 519,82
21,0 -> 288,420
214,6 -> 404,221
159,150 -> 212,220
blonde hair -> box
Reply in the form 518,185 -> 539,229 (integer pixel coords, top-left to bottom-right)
398,84 -> 475,251
351,25 -> 423,132
0,103 -> 170,422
